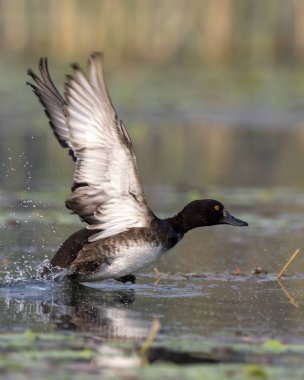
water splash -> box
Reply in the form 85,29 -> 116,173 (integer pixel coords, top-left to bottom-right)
0,255 -> 69,286
35,259 -> 70,281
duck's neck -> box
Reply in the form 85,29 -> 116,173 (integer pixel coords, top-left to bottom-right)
166,210 -> 201,235
165,200 -> 215,234
165,212 -> 184,234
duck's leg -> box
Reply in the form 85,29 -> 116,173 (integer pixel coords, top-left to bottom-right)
115,274 -> 136,284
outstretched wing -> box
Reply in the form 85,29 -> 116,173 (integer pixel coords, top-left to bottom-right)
28,52 -> 154,241
27,58 -> 76,160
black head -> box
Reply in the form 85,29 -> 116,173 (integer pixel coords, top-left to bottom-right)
171,199 -> 248,233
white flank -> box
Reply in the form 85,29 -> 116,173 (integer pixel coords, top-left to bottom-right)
79,243 -> 167,282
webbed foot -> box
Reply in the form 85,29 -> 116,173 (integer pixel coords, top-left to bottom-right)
115,274 -> 136,284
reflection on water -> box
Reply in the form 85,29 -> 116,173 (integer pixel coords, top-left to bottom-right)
41,282 -> 152,340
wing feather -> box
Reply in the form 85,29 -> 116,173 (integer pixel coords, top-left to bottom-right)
28,52 -> 154,241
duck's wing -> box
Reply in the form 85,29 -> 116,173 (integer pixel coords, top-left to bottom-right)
28,52 -> 154,242
27,58 -> 76,160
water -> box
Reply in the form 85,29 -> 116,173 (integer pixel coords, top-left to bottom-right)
1,62 -> 304,377
1,273 -> 304,337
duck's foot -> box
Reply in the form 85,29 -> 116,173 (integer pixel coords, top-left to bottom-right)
115,274 -> 136,284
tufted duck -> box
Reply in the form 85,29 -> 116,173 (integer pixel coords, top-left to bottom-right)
27,52 -> 248,283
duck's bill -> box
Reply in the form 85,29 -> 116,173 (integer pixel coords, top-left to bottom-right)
221,210 -> 248,227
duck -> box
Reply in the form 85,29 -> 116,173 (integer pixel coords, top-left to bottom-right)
27,52 -> 248,283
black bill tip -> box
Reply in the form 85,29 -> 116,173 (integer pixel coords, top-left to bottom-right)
221,209 -> 248,227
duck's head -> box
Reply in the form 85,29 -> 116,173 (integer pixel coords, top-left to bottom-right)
171,199 -> 248,233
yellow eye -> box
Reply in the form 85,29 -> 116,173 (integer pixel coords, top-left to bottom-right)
214,205 -> 220,211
